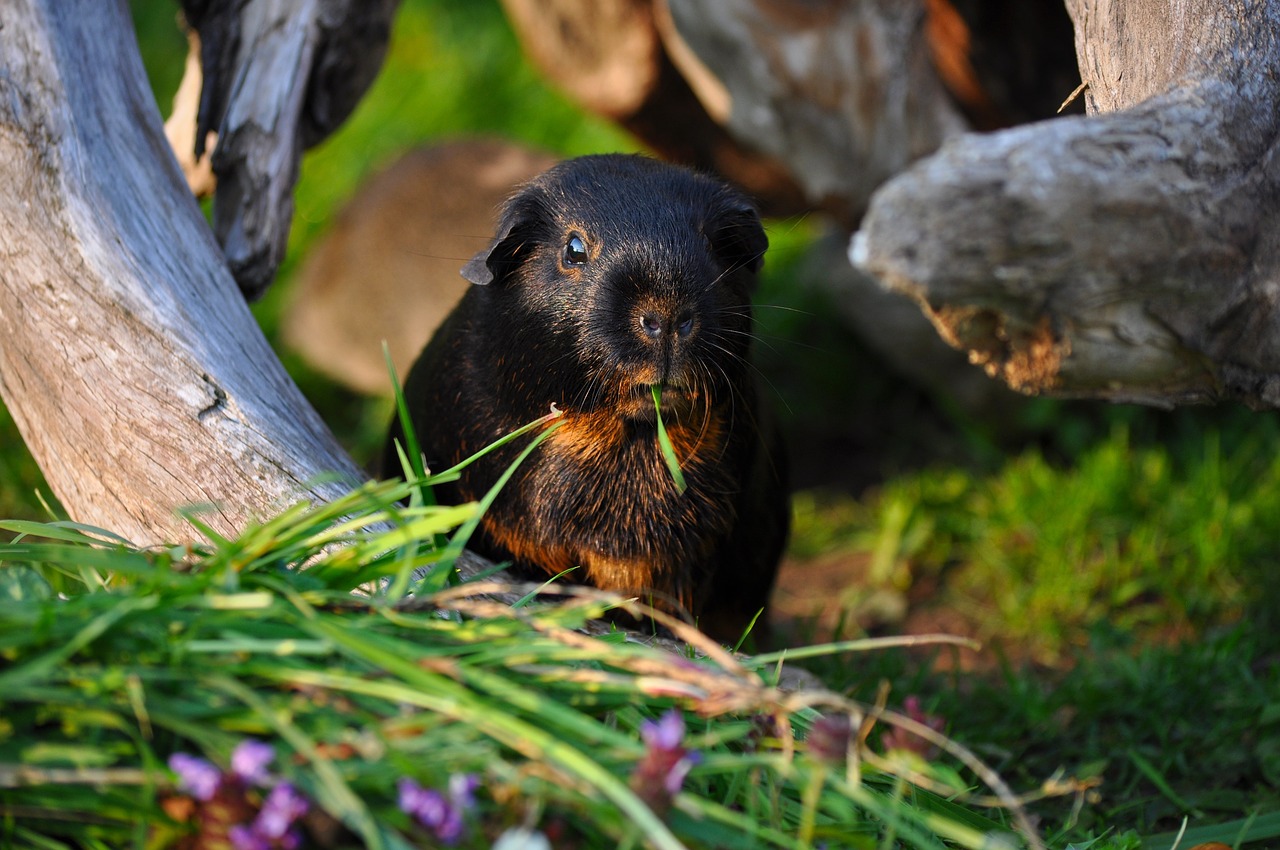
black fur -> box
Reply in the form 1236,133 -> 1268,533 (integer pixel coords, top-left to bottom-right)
384,154 -> 787,640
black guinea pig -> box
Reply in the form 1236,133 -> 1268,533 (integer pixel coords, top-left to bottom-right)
384,154 -> 788,640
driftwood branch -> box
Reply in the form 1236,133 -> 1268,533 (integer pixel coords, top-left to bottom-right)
661,0 -> 967,223
0,0 -> 366,545
857,1 -> 1280,407
177,0 -> 400,298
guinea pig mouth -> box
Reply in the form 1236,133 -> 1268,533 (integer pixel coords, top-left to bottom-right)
622,382 -> 694,422
645,384 -> 706,419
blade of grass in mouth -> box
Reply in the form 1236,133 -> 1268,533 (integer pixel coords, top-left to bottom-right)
651,384 -> 688,494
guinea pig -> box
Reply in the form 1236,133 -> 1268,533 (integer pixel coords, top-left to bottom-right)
384,154 -> 788,640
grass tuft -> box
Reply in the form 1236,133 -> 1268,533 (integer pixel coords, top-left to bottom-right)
0,479 -> 1061,849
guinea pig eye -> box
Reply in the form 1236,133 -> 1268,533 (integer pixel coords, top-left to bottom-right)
562,234 -> 588,267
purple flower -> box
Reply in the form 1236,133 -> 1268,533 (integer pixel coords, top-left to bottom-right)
229,824 -> 271,850
227,782 -> 308,850
631,710 -> 700,815
231,739 -> 276,786
641,710 -> 687,751
255,783 -> 309,839
398,777 -> 449,824
398,776 -> 476,845
448,772 -> 480,809
169,752 -> 222,801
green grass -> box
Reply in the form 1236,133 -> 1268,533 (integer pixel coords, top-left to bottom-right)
811,622 -> 1280,848
787,418 -> 1280,665
0,484 -> 1039,850
780,404 -> 1280,846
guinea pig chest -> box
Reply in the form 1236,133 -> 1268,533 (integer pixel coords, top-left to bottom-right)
384,154 -> 788,640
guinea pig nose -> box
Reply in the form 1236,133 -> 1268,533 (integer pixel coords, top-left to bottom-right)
640,313 -> 664,339
675,311 -> 694,337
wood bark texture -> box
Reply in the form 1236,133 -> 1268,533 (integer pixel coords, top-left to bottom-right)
858,1 -> 1280,407
662,0 -> 967,224
0,0 -> 366,545
497,0 -> 811,216
499,1 -> 1082,222
178,0 -> 400,298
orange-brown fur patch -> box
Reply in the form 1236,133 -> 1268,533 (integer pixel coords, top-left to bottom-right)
480,514 -> 692,612
545,402 -> 728,470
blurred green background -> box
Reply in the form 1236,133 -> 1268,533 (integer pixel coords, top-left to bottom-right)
0,0 -> 1275,837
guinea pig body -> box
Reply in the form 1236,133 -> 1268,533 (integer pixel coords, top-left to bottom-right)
385,154 -> 788,638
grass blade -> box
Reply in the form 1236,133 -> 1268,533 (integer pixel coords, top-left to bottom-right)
651,384 -> 688,494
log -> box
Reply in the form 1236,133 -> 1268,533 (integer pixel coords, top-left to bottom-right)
177,0 -> 400,298
662,0 -> 966,223
497,0 -> 810,216
0,0 -> 366,545
857,0 -> 1280,407
500,1 -> 1081,223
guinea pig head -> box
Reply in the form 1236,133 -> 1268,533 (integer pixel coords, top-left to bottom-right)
461,155 -> 768,422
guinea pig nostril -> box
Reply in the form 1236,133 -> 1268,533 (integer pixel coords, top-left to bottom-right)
640,314 -> 663,338
676,314 -> 694,337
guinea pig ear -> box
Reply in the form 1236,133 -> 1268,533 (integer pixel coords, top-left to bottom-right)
461,197 -> 541,286
460,247 -> 498,286
708,202 -> 769,280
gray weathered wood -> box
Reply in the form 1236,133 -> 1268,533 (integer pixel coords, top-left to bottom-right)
178,0 -> 400,298
857,0 -> 1280,407
664,0 -> 967,222
0,0 -> 366,545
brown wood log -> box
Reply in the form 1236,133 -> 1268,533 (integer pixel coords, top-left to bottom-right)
177,0 -> 400,298
496,0 -> 660,119
857,0 -> 1280,407
0,0 -> 365,545
499,1 -> 1082,222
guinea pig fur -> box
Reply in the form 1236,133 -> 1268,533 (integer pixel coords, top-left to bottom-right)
384,154 -> 788,640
